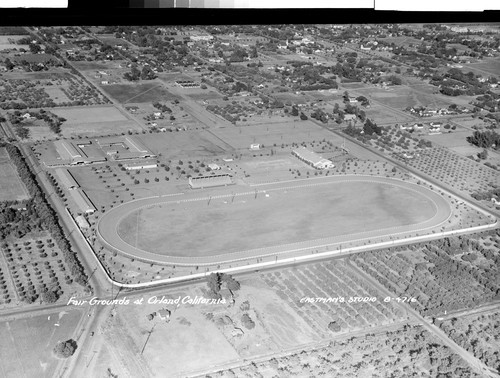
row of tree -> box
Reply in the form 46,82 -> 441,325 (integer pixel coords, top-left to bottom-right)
2,143 -> 89,288
206,272 -> 240,299
0,200 -> 43,240
123,64 -> 157,81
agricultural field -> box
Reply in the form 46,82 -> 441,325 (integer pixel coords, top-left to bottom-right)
0,72 -> 109,109
0,234 -> 86,307
0,308 -> 84,378
201,324 -> 482,378
260,260 -> 406,336
0,161 -> 29,201
360,126 -> 433,155
421,129 -> 500,170
439,309 -> 500,373
204,97 -> 272,124
351,230 -> 500,317
397,146 -> 500,199
101,82 -> 181,104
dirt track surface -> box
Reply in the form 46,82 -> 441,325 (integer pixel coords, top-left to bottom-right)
97,175 -> 451,265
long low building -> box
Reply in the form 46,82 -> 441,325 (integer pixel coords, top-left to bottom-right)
54,168 -> 79,190
292,147 -> 335,170
189,174 -> 233,189
70,189 -> 96,214
54,140 -> 82,161
125,163 -> 158,171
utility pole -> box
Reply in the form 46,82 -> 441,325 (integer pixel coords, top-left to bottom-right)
85,266 -> 98,286
141,323 -> 156,355
86,350 -> 97,368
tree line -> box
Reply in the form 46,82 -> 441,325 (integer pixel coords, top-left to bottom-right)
1,143 -> 89,288
466,130 -> 500,149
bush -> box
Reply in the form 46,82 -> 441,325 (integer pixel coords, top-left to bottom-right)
241,313 -> 255,329
53,339 -> 77,358
328,321 -> 341,332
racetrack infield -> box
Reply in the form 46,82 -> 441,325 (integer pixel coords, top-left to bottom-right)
97,176 -> 451,265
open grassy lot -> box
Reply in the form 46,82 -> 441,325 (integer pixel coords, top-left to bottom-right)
0,147 -> 9,160
101,82 -> 181,104
51,106 -> 127,123
364,104 -> 414,124
111,177 -> 445,259
90,279 -> 316,377
50,106 -> 142,137
358,85 -> 451,109
43,87 -> 72,103
272,92 -> 311,104
0,162 -> 29,201
0,35 -> 27,50
186,90 -> 223,101
210,120 -> 330,149
25,125 -> 53,141
423,129 -> 474,148
70,61 -> 115,71
464,58 -> 500,77
137,130 -> 230,158
158,73 -> 195,84
0,309 -> 83,378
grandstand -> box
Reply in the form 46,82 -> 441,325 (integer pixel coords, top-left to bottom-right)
189,174 -> 233,189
